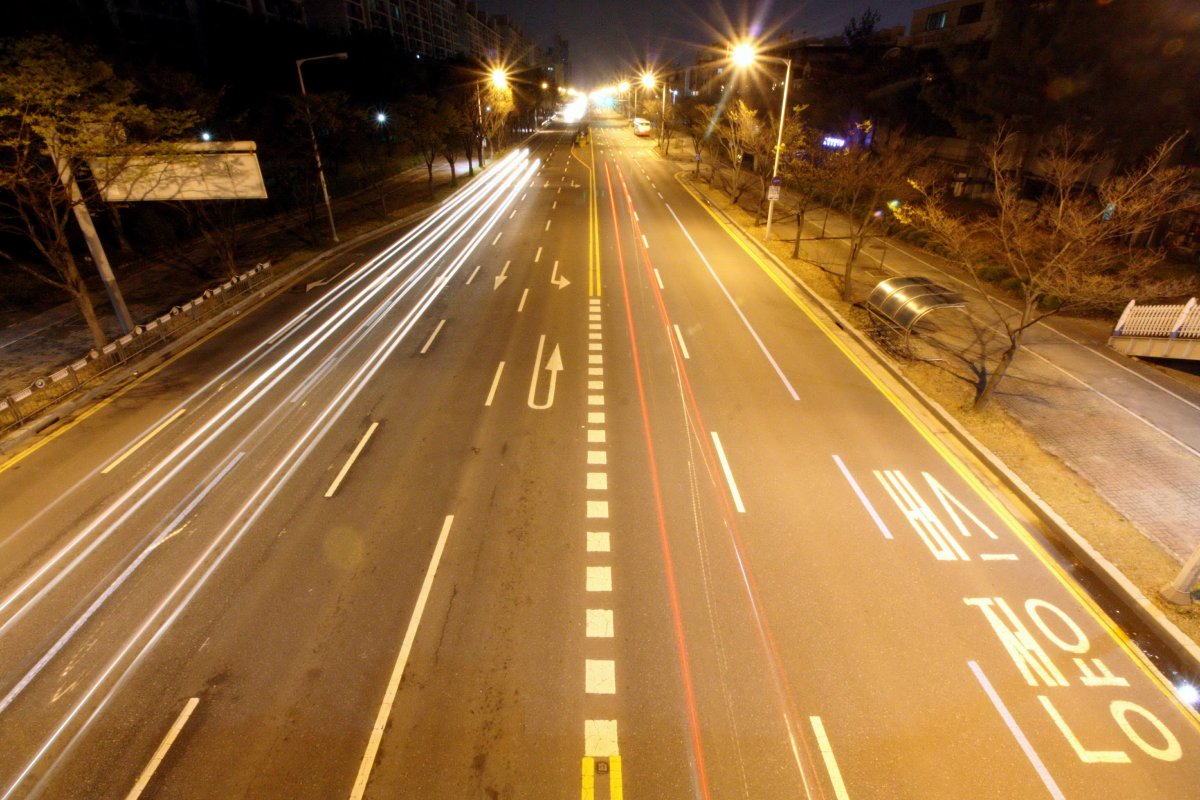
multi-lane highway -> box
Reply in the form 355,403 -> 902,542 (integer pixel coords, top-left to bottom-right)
0,115 -> 1197,799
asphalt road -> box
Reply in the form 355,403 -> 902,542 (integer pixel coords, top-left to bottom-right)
0,115 -> 1197,799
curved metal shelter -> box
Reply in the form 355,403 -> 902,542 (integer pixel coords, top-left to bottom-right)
866,277 -> 966,357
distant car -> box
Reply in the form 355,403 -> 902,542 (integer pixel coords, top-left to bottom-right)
632,118 -> 652,137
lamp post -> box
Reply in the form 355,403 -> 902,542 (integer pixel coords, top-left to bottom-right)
731,43 -> 792,242
296,52 -> 348,243
477,67 -> 509,166
640,72 -> 655,120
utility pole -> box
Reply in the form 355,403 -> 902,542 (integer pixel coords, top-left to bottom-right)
47,134 -> 134,334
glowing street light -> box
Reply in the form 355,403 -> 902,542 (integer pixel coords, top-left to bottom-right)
730,40 -> 793,242
491,68 -> 508,90
641,72 -> 655,89
375,111 -> 387,124
199,131 -> 212,142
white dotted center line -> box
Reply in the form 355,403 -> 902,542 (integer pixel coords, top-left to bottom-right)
584,295 -> 618,757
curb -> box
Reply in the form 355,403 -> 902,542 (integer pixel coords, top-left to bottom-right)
677,171 -> 1200,676
0,203 -> 437,458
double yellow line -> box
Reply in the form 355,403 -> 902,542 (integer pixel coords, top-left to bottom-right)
581,755 -> 623,800
571,134 -> 601,297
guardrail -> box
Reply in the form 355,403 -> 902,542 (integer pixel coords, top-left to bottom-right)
1109,298 -> 1200,361
0,262 -> 271,434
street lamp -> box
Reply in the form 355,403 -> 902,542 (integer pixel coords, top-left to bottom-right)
618,80 -> 631,117
296,52 -> 348,243
478,67 -> 509,165
640,72 -> 655,119
730,41 -> 792,242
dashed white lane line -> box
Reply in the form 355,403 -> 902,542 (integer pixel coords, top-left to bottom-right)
587,472 -> 608,490
657,192 -> 663,199
545,219 -> 552,231
832,454 -> 894,539
710,431 -> 746,513
509,209 -> 516,219
588,367 -> 604,376
654,268 -> 664,289
586,609 -> 614,637
969,661 -> 1065,800
588,412 -> 605,424
585,659 -> 616,694
492,231 -> 503,245
586,565 -> 612,591
673,324 -> 691,359
588,393 -> 605,405
589,331 -> 602,340
585,720 -> 619,757
535,246 -> 543,262
588,342 -> 603,351
553,200 -> 558,209
586,500 -> 610,518
518,288 -> 530,312
586,530 -> 610,551
419,319 -> 447,354
641,234 -> 649,248
350,515 -> 456,800
325,421 -> 380,498
125,698 -> 200,800
587,450 -> 607,464
810,716 -> 851,800
485,361 -> 505,406
587,430 -> 607,443
466,265 -> 481,284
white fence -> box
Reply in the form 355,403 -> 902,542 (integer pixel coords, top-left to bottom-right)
1109,298 -> 1200,360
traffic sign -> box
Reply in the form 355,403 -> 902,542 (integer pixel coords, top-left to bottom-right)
771,176 -> 782,186
768,185 -> 781,201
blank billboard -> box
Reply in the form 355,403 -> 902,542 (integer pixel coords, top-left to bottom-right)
90,141 -> 268,202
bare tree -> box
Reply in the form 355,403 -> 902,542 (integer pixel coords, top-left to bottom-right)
715,99 -> 759,203
0,35 -> 195,347
777,120 -> 827,259
898,128 -> 1195,408
678,99 -> 716,181
824,125 -> 930,300
402,95 -> 448,198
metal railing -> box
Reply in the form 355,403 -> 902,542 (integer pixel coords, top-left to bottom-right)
0,262 -> 272,435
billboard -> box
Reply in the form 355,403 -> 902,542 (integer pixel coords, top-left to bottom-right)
89,141 -> 268,202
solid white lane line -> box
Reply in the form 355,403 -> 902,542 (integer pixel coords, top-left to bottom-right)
710,432 -> 746,513
586,565 -> 612,591
518,288 -> 529,312
666,203 -> 800,400
419,319 -> 447,355
485,362 -> 505,406
125,698 -> 200,800
968,661 -> 1065,800
351,515 -> 456,800
325,422 -> 380,498
587,531 -> 610,551
492,231 -> 503,245
102,407 -> 189,475
809,717 -> 850,800
673,324 -> 691,359
654,269 -> 664,289
586,609 -> 614,637
466,265 -> 481,284
535,246 -> 543,262
587,472 -> 608,490
832,454 -> 894,539
585,659 -> 616,694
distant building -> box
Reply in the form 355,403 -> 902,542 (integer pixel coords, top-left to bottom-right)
907,0 -> 998,49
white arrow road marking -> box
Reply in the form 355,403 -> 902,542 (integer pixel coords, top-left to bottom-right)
550,260 -> 571,290
527,334 -> 564,410
494,259 -> 511,290
306,261 -> 357,292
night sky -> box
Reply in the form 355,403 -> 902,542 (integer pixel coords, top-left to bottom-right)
488,0 -> 932,85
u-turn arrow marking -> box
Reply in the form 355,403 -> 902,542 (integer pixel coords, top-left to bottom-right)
528,334 -> 564,409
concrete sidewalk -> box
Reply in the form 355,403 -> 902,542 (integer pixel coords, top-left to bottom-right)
740,177 -> 1200,567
